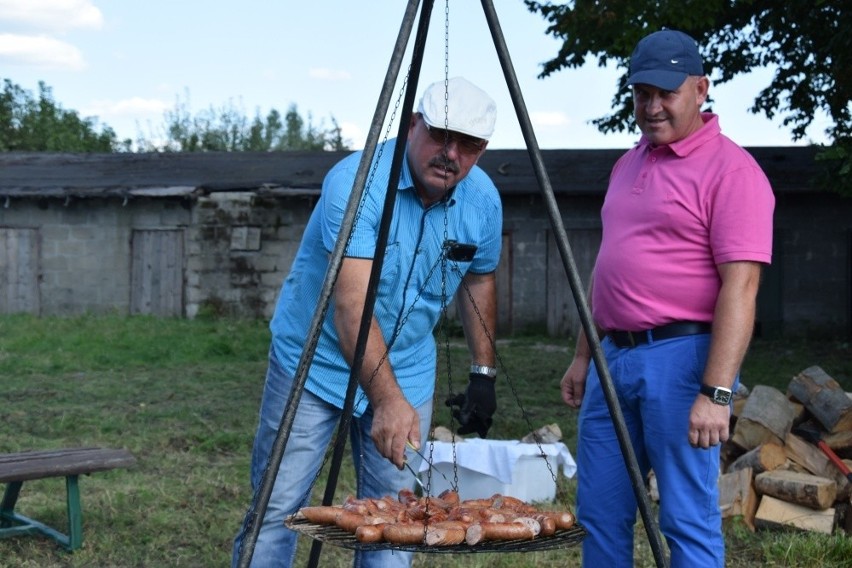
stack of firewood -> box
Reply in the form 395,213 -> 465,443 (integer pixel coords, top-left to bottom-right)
649,365 -> 852,535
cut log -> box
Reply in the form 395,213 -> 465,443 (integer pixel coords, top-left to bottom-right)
732,396 -> 748,419
787,366 -> 852,434
785,432 -> 831,476
754,470 -> 837,510
828,459 -> 852,502
731,385 -> 794,450
787,400 -> 807,425
647,470 -> 659,502
727,442 -> 787,475
823,430 -> 852,460
784,461 -> 809,474
754,495 -> 835,534
719,467 -> 758,530
783,450 -> 851,501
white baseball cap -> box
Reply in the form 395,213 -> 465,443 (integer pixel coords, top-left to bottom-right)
417,77 -> 497,140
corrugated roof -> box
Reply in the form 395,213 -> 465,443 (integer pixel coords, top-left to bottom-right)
0,147 -> 820,199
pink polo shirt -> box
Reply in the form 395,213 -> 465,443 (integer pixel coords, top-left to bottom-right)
592,113 -> 775,331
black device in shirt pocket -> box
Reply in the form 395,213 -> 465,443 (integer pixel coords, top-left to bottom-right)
444,240 -> 477,262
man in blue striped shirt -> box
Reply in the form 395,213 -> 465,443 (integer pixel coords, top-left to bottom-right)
234,77 -> 503,568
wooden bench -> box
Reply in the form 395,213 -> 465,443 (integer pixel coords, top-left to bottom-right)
0,447 -> 136,551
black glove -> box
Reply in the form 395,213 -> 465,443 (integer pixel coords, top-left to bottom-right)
445,373 -> 497,438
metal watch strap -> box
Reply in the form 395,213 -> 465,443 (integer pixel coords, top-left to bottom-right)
470,364 -> 497,378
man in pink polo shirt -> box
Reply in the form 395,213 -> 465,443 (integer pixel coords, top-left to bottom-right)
560,30 -> 775,567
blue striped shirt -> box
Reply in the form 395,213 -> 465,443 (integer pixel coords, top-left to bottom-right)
270,138 -> 502,416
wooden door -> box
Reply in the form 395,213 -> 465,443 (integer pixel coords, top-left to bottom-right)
546,229 -> 601,337
496,232 -> 513,334
130,229 -> 185,316
0,227 -> 41,315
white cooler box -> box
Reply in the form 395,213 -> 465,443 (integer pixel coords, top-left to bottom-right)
416,438 -> 576,503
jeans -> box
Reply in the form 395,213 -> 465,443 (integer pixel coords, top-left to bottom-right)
232,350 -> 433,568
577,334 -> 731,568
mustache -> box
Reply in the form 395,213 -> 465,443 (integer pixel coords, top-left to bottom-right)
428,156 -> 460,174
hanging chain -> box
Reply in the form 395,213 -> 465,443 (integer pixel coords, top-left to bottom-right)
420,0 -> 448,492
431,0 -> 557,491
347,75 -> 411,254
302,0 -> 563,504
430,0 -> 463,492
453,276 -> 563,487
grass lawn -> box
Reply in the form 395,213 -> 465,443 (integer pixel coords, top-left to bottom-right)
0,314 -> 850,567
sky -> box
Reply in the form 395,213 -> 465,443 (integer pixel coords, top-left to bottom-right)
0,0 -> 831,151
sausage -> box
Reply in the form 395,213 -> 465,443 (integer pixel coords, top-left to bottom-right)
298,506 -> 344,525
447,508 -> 477,523
540,510 -> 576,530
405,502 -> 450,521
398,488 -> 418,506
422,495 -> 456,511
355,524 -> 386,543
457,498 -> 494,509
404,503 -> 428,521
307,492 -> 574,546
368,512 -> 398,525
438,489 -> 460,506
342,495 -> 370,515
477,508 -> 507,523
533,514 -> 557,537
395,506 -> 443,523
372,496 -> 402,513
512,516 -> 542,536
427,511 -> 449,523
464,523 -> 487,546
334,510 -> 368,533
429,520 -> 469,531
492,494 -> 538,514
382,522 -> 426,544
465,521 -> 537,545
424,523 -> 466,546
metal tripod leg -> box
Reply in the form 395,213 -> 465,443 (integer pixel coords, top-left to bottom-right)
234,1 -> 425,567
479,1 -> 668,566
238,1 -> 668,567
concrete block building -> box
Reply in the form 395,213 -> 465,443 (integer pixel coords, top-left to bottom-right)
0,148 -> 849,337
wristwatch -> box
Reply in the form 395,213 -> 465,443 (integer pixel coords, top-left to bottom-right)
699,384 -> 733,405
470,364 -> 497,379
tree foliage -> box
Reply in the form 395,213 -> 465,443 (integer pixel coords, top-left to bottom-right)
524,0 -> 852,195
0,79 -> 124,152
0,79 -> 348,153
139,93 -> 349,152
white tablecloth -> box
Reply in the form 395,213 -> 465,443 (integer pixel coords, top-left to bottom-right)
416,438 -> 577,485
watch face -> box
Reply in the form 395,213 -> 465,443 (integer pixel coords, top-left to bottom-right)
713,390 -> 732,405
701,384 -> 732,405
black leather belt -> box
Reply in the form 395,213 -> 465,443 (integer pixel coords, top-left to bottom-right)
608,321 -> 712,348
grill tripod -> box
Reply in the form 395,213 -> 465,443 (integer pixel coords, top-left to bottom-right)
236,2 -> 667,567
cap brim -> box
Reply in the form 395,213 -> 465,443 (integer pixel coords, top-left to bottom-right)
420,113 -> 489,140
627,70 -> 688,91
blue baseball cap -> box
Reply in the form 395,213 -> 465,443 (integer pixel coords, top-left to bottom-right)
627,30 -> 704,90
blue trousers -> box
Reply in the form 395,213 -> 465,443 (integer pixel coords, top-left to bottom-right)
232,350 -> 432,568
577,334 -> 729,568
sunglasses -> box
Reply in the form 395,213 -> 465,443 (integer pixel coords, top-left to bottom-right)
423,123 -> 485,155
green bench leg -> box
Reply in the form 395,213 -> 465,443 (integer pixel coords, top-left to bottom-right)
66,475 -> 82,551
0,475 -> 83,552
1,480 -> 24,525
